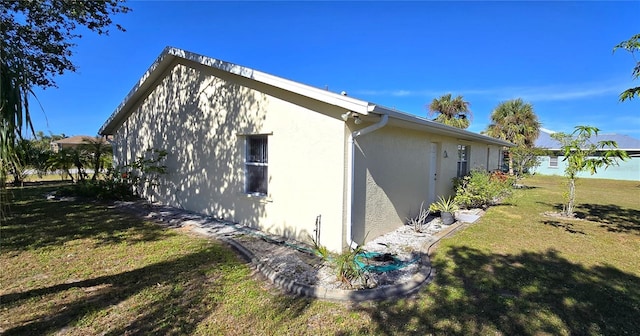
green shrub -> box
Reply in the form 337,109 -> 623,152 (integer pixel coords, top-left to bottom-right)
334,245 -> 368,289
59,177 -> 138,201
309,234 -> 370,289
428,196 -> 459,213
59,148 -> 168,201
453,170 -> 513,209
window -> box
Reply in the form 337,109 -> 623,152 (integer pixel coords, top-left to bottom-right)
549,156 -> 558,168
486,147 -> 491,172
457,144 -> 470,177
245,135 -> 268,195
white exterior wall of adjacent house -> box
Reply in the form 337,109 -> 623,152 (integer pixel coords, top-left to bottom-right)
349,125 -> 504,245
113,60 -> 347,252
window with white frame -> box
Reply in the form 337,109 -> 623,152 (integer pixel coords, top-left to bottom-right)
549,156 -> 558,168
245,135 -> 268,195
457,144 -> 470,177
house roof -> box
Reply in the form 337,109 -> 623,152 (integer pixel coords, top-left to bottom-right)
535,128 -> 640,150
99,46 -> 512,147
53,135 -> 109,145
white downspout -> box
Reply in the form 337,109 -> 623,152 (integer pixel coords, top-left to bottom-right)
345,114 -> 389,249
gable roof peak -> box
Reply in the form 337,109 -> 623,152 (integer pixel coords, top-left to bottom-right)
98,47 -> 512,147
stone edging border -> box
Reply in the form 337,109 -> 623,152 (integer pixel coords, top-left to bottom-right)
112,201 -> 468,302
223,221 -> 468,302
223,238 -> 436,302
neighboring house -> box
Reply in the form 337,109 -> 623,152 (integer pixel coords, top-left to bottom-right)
533,128 -> 640,181
99,47 -> 512,252
51,135 -> 111,153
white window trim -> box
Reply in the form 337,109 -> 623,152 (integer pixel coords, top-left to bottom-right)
244,135 -> 269,198
457,144 -> 470,177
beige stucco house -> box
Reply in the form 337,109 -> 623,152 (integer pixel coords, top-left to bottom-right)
99,47 -> 512,252
50,135 -> 111,153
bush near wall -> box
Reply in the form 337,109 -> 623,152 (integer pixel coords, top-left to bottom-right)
453,170 -> 513,209
59,149 -> 168,201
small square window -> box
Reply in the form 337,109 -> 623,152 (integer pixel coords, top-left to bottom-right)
245,135 -> 268,195
549,156 -> 558,168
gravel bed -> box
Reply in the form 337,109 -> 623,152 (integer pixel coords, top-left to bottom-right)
111,200 -> 458,291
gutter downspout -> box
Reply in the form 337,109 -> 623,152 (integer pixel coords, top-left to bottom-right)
345,114 -> 389,249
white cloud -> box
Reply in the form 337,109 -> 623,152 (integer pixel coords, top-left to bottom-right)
354,89 -> 443,97
507,85 -> 624,102
354,80 -> 629,102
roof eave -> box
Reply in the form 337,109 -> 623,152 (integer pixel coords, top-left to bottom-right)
99,47 -> 178,135
370,105 -> 514,147
100,46 -> 514,148
99,47 -> 373,135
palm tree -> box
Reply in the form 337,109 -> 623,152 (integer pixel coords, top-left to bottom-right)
427,93 -> 472,129
47,148 -> 76,182
1,61 -> 34,186
80,137 -> 113,181
485,98 -> 541,175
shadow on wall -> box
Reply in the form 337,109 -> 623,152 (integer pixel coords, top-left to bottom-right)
115,59 -> 334,248
118,60 -> 268,230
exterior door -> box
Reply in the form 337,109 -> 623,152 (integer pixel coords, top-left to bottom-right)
428,142 -> 438,205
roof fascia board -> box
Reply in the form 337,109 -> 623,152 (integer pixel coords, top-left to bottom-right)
99,48 -> 177,134
101,46 -> 515,148
167,48 -> 371,114
100,47 -> 372,135
543,147 -> 640,151
370,105 -> 514,147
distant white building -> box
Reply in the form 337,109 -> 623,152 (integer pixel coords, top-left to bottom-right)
50,135 -> 111,153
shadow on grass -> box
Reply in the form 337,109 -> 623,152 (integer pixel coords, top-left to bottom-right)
2,185 -> 319,335
542,220 -> 586,235
536,201 -> 564,212
536,201 -> 639,235
1,186 -> 169,252
1,245 -> 242,335
347,247 -> 640,335
575,203 -> 640,235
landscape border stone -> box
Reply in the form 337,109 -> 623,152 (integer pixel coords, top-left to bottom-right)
112,200 -> 468,302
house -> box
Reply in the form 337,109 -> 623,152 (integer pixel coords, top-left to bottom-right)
51,135 -> 111,153
533,128 -> 640,181
99,47 -> 512,252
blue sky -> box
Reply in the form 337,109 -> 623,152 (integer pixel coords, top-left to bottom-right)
30,1 -> 640,139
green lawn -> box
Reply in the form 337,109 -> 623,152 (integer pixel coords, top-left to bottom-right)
1,176 -> 639,335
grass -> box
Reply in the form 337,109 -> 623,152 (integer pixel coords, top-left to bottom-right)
1,175 -> 639,335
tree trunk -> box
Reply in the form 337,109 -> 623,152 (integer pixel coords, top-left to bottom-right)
10,163 -> 24,187
91,147 -> 102,182
566,178 -> 576,216
508,152 -> 514,175
65,168 -> 75,183
91,154 -> 99,182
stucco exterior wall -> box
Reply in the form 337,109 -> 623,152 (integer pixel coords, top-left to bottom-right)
113,60 -> 346,252
350,126 -> 502,244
